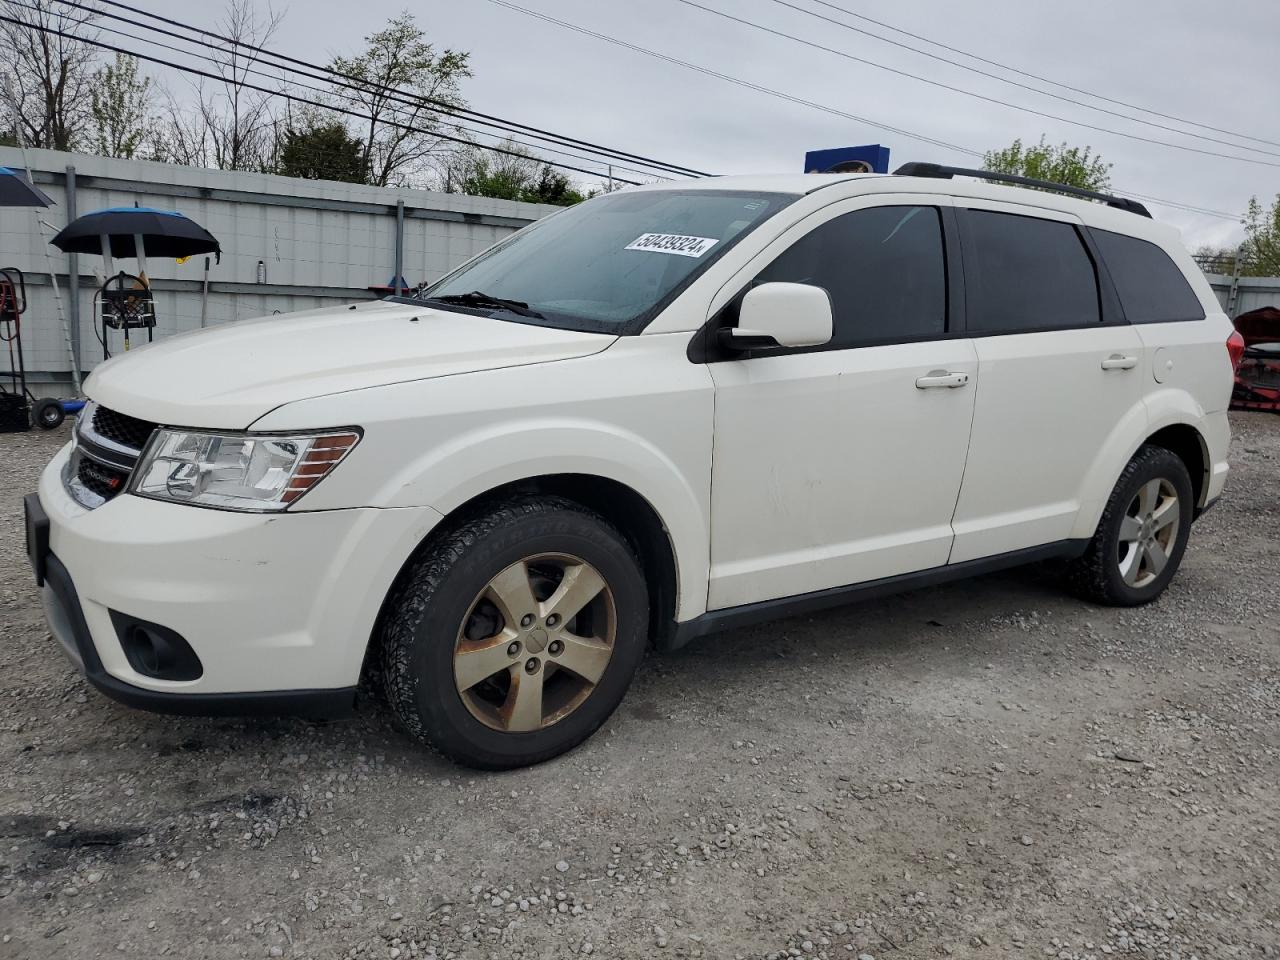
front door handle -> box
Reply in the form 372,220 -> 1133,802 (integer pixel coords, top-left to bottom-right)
1101,354 -> 1138,371
915,370 -> 970,389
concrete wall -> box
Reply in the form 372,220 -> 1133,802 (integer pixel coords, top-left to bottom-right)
0,147 -> 558,394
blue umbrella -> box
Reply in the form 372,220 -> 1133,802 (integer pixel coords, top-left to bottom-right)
0,167 -> 54,207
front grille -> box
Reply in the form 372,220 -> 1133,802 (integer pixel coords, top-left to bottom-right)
66,402 -> 155,508
77,456 -> 130,500
92,405 -> 158,450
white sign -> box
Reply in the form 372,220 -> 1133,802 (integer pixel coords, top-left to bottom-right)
624,233 -> 719,258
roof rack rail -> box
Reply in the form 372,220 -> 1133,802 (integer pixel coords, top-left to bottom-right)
892,162 -> 1151,218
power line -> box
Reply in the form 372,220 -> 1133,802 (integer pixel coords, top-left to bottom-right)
11,3 -> 1245,222
0,11 -> 646,185
758,0 -> 1280,156
1113,190 -> 1239,221
40,0 -> 671,182
795,0 -> 1280,152
52,0 -> 688,179
670,0 -> 1280,169
85,0 -> 711,179
481,0 -> 985,157
478,0 -> 1250,219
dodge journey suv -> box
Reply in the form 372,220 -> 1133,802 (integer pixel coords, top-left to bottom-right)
25,163 -> 1240,768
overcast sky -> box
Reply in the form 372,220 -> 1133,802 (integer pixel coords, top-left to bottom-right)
171,0 -> 1278,250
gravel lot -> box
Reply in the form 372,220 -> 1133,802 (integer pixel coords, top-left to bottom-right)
1,416 -> 1278,960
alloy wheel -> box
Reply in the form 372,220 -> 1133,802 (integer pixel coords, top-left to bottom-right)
1116,478 -> 1180,589
453,553 -> 616,732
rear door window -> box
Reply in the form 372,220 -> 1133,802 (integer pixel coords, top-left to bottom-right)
962,210 -> 1100,333
1092,229 -> 1205,323
752,205 -> 947,348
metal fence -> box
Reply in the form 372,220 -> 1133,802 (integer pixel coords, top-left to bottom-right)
0,147 -> 558,395
1204,268 -> 1280,318
1192,252 -> 1241,275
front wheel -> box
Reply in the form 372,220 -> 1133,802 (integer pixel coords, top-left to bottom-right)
380,497 -> 648,769
1067,446 -> 1195,606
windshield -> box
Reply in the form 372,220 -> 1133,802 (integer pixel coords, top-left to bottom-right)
415,189 -> 797,334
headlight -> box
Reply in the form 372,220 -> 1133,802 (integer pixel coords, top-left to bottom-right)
130,428 -> 360,511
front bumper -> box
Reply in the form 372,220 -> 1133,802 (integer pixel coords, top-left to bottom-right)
31,442 -> 443,711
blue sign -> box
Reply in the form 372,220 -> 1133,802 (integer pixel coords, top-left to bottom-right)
804,144 -> 891,174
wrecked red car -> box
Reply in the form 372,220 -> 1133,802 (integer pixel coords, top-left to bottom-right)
1231,307 -> 1280,413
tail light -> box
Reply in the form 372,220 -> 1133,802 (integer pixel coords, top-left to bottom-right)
1226,330 -> 1246,373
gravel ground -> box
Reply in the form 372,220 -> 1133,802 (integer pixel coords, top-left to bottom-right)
1,416 -> 1278,960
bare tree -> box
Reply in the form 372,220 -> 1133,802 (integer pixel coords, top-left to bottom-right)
158,0 -> 284,171
328,12 -> 470,187
153,86 -> 210,165
0,0 -> 102,150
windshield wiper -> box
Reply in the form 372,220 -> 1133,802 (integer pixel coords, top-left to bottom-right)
425,290 -> 545,319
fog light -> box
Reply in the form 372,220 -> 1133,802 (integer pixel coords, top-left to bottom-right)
110,612 -> 203,681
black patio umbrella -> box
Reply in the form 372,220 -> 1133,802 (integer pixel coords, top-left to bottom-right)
0,167 -> 54,207
50,206 -> 221,276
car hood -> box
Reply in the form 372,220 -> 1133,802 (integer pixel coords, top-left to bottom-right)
85,300 -> 616,428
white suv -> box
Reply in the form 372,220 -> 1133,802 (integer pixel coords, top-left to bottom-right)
25,164 -> 1240,768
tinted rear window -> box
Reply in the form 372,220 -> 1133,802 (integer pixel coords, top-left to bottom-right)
1093,229 -> 1205,324
963,210 -> 1100,333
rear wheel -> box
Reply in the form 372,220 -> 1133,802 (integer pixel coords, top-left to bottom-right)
380,497 -> 647,769
1067,446 -> 1194,606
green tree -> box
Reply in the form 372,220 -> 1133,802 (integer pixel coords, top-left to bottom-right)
454,153 -> 526,201
524,164 -> 589,205
329,12 -> 471,187
274,118 -> 366,183
1241,195 -> 1280,277
445,145 -> 589,206
90,53 -> 153,159
983,135 -> 1112,192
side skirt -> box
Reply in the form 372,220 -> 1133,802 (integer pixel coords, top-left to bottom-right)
665,539 -> 1089,651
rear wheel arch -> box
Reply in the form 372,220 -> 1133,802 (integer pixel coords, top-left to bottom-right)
1143,423 -> 1209,508
1068,444 -> 1195,606
1070,407 -> 1211,541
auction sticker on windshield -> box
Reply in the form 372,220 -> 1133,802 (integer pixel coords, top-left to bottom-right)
625,233 -> 719,258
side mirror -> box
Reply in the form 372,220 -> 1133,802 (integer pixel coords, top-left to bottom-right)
721,282 -> 833,351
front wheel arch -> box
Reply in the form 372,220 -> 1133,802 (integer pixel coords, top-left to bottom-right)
376,494 -> 649,768
361,473 -> 679,691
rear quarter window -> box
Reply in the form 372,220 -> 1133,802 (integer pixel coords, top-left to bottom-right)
1092,229 -> 1206,324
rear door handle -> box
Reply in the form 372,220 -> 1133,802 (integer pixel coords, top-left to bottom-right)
1101,354 -> 1138,371
915,370 -> 970,389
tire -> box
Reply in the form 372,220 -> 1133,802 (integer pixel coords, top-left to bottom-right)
1067,445 -> 1194,606
380,496 -> 648,769
32,398 -> 65,430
